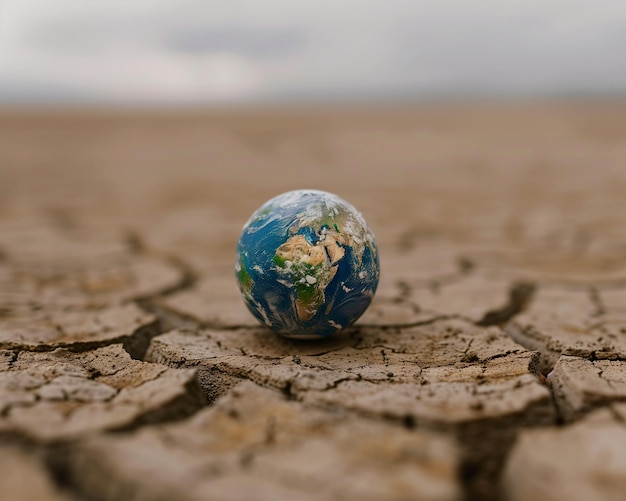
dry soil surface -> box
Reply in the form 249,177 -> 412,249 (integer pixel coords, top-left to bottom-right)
1,103 -> 626,501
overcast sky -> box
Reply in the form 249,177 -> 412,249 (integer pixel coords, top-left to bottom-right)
1,0 -> 626,104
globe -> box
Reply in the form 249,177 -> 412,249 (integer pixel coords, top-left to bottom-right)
235,190 -> 380,339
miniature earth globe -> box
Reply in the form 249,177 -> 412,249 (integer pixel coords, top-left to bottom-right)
235,190 -> 380,339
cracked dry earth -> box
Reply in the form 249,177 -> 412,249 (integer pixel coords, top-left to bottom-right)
1,105 -> 626,501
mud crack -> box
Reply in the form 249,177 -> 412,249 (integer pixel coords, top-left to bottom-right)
476,281 -> 536,327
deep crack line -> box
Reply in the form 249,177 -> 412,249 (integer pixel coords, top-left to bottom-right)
476,281 -> 536,327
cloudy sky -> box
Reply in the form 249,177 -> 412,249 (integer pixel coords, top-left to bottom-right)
1,0 -> 626,104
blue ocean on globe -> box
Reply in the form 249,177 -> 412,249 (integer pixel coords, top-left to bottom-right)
235,190 -> 380,338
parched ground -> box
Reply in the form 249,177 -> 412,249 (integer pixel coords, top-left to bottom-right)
1,103 -> 626,501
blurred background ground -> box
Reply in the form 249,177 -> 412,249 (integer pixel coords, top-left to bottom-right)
2,103 -> 626,277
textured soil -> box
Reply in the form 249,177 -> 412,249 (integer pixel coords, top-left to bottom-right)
1,103 -> 626,501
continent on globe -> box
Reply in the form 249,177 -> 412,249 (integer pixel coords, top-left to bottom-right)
235,190 -> 380,339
